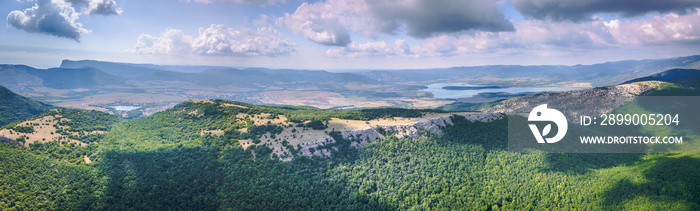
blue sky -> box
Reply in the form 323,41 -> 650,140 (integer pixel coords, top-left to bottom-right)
2,0 -> 700,70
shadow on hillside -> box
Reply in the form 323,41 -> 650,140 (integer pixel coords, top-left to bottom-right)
98,146 -> 393,210
440,115 -> 509,150
441,116 -> 645,175
540,153 -> 643,175
99,147 -> 222,210
601,155 -> 700,210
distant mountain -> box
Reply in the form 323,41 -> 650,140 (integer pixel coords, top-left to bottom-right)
29,67 -> 126,89
0,85 -> 53,127
128,63 -> 221,73
60,60 -> 381,88
621,68 -> 700,87
4,56 -> 700,119
50,56 -> 700,89
62,59 -> 223,74
0,65 -> 125,90
359,55 -> 700,86
476,68 -> 700,119
0,65 -> 44,88
60,60 -> 167,78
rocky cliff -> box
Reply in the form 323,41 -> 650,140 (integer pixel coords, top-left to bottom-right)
293,112 -> 503,161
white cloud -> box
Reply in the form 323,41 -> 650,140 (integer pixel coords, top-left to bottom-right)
252,14 -> 272,27
131,29 -> 194,55
608,10 -> 700,45
192,25 -> 295,56
131,25 -> 295,56
183,0 -> 285,6
281,1 -> 362,46
326,39 -> 412,57
68,0 -> 122,15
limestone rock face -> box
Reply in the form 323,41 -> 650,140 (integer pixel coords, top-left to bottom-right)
294,112 -> 503,161
482,83 -> 661,123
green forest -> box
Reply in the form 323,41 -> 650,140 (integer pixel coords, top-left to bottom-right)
0,98 -> 698,210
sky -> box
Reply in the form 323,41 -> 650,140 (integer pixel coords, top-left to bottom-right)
2,0 -> 700,70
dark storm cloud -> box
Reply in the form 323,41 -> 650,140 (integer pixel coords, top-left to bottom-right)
369,0 -> 515,38
512,0 -> 700,22
283,0 -> 514,46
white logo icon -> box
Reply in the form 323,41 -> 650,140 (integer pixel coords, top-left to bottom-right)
528,104 -> 568,143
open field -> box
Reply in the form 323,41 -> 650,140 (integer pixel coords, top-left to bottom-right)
0,114 -> 89,147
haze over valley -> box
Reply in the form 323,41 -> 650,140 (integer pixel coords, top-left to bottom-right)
1,55 -> 699,119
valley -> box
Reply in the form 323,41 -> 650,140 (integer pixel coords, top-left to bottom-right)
1,56 -> 699,119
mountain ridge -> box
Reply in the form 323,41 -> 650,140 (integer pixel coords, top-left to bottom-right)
621,68 -> 700,87
0,85 -> 53,127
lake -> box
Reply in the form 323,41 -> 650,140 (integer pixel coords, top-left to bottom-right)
422,83 -> 577,99
112,106 -> 140,111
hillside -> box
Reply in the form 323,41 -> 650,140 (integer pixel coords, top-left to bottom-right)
99,99 -> 500,161
0,85 -> 53,127
480,81 -> 665,122
0,70 -> 699,209
0,89 -> 697,209
622,68 -> 700,87
0,108 -> 121,163
479,68 -> 700,119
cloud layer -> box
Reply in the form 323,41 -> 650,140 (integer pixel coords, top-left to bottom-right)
282,0 -> 513,46
326,40 -> 412,58
511,0 -> 700,22
68,0 -> 123,15
184,0 -> 286,6
327,9 -> 700,58
6,0 -> 122,41
132,25 -> 295,56
369,0 -> 514,38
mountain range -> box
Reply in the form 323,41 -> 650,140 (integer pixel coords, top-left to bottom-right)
1,55 -> 699,119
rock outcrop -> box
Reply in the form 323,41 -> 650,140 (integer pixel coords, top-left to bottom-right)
482,83 -> 662,123
294,112 -> 503,160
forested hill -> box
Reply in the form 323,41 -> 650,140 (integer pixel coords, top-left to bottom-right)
0,95 -> 698,210
621,68 -> 700,87
95,99 -> 460,161
0,85 -> 52,127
